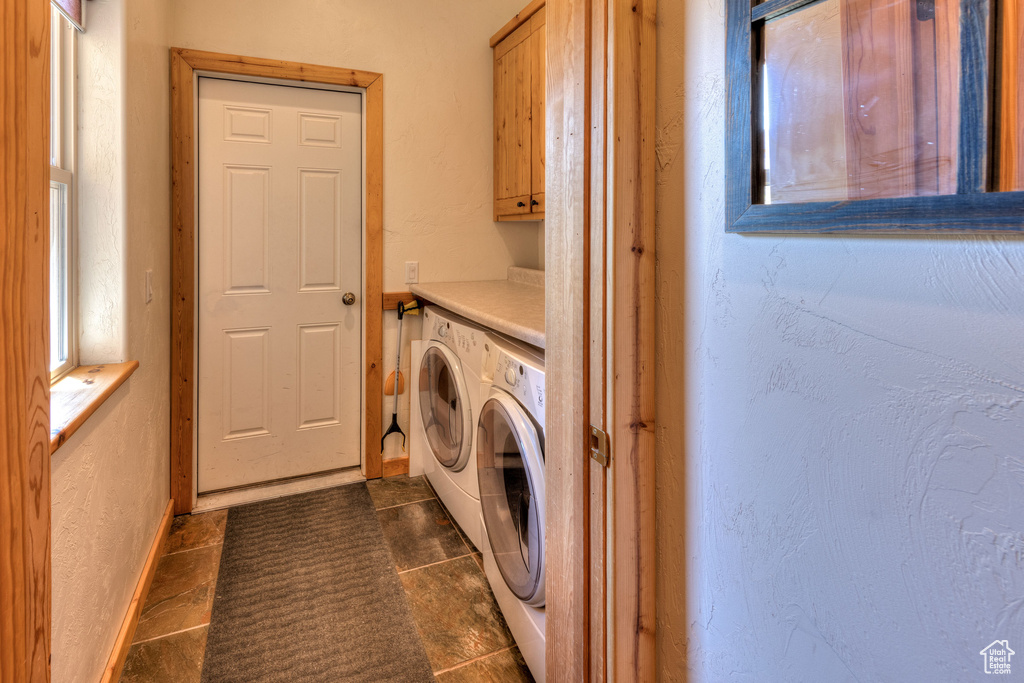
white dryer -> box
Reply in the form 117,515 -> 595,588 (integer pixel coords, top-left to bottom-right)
477,336 -> 546,682
409,306 -> 492,550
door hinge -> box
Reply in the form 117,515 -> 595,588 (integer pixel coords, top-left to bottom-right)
589,425 -> 610,467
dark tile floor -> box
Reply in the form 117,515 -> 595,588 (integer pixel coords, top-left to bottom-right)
120,476 -> 533,682
119,509 -> 227,683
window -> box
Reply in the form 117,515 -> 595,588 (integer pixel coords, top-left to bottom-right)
725,0 -> 1024,232
50,6 -> 76,379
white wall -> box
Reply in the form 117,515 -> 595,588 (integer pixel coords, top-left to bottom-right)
656,2 -> 1024,680
50,0 -> 172,681
170,0 -> 542,289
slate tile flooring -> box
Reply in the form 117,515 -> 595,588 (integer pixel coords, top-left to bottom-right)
119,510 -> 227,682
120,475 -> 533,681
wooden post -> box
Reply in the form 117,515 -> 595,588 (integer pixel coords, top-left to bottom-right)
548,0 -> 657,679
546,0 -> 593,678
0,0 -> 53,680
610,0 -> 658,678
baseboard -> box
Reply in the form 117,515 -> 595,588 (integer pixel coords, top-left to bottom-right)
382,455 -> 410,477
100,499 -> 174,683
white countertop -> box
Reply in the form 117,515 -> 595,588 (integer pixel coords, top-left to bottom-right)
411,267 -> 545,348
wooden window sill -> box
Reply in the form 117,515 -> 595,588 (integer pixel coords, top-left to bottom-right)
50,361 -> 140,454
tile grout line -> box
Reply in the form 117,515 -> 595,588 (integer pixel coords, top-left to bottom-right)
162,539 -> 225,558
397,552 -> 475,575
374,496 -> 437,511
131,622 -> 209,646
432,646 -> 517,675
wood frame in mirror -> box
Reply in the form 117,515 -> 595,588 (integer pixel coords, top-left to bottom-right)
726,0 -> 1024,232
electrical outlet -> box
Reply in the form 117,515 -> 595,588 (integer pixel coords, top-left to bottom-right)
145,269 -> 153,303
405,261 -> 419,284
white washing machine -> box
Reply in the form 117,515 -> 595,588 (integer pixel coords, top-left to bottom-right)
409,306 -> 493,550
477,336 -> 546,682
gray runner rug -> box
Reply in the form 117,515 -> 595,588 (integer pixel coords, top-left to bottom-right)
200,484 -> 435,682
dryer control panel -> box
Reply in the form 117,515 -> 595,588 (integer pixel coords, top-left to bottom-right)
493,349 -> 545,429
424,307 -> 481,359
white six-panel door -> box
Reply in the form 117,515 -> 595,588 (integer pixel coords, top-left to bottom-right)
197,77 -> 362,493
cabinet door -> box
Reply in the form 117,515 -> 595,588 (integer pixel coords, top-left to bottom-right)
494,22 -> 534,218
530,9 -> 546,212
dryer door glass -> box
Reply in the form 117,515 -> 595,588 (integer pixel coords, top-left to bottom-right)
477,395 -> 545,605
418,345 -> 470,469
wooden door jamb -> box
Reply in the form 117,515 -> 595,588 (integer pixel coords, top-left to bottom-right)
169,48 -> 385,515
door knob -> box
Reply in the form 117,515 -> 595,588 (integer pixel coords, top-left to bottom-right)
342,292 -> 356,306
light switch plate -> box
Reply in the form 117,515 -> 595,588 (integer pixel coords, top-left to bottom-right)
405,261 -> 419,284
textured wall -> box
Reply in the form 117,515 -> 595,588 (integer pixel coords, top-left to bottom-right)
170,0 -> 542,290
75,0 -> 126,363
50,0 -> 172,681
656,1 -> 1024,681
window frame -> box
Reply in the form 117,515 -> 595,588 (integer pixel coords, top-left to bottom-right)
50,6 -> 77,381
725,0 -> 1024,233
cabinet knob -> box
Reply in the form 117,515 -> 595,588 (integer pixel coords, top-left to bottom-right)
517,201 -> 526,208
531,199 -> 539,206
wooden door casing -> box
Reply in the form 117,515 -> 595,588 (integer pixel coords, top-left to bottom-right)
547,0 -> 657,679
170,49 -> 385,514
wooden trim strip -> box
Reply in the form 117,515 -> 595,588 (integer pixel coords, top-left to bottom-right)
170,48 -> 196,516
545,0 -> 591,678
170,48 -> 387,514
957,0 -> 991,193
588,0 -> 610,677
729,190 -> 1024,232
172,49 -> 382,88
99,500 -> 174,683
750,0 -> 820,23
999,0 -> 1023,190
611,0 -> 658,678
50,361 -> 140,453
496,213 -> 545,222
381,456 -> 410,478
0,0 -> 52,679
725,0 -> 755,228
382,292 -> 428,311
490,0 -> 547,47
364,73 -> 385,481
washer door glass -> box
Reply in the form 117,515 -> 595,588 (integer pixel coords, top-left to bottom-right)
477,393 -> 545,606
418,344 -> 471,470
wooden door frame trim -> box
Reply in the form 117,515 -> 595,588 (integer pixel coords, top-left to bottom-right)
547,0 -> 657,678
609,0 -> 658,676
170,48 -> 384,515
1,0 -> 52,680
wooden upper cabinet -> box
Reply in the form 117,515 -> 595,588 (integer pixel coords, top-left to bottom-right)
492,2 -> 546,221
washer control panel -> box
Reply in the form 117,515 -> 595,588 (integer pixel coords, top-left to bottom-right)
493,349 -> 545,428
